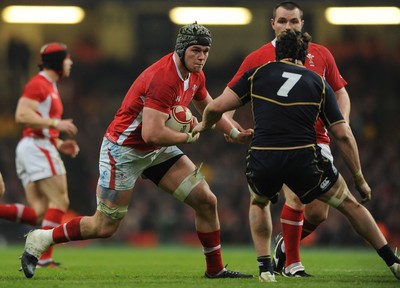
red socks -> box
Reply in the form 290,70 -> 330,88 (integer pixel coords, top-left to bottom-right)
281,204 -> 303,267
52,216 -> 84,243
197,230 -> 224,275
40,208 -> 65,261
0,204 -> 37,226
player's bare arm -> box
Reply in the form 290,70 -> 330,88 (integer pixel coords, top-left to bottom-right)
142,107 -> 199,145
329,122 -> 371,202
15,97 -> 78,136
334,87 -> 351,123
193,88 -> 253,144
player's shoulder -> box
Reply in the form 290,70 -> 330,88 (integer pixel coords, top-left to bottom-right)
248,42 -> 275,57
308,42 -> 333,56
25,73 -> 50,89
144,53 -> 175,81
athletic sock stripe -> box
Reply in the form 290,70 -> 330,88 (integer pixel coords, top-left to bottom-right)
203,244 -> 221,254
280,219 -> 304,226
62,223 -> 71,241
15,204 -> 24,222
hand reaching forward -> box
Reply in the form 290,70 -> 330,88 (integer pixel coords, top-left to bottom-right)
58,139 -> 80,158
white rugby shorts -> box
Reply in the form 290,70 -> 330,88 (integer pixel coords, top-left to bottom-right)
15,137 -> 66,187
98,138 -> 183,191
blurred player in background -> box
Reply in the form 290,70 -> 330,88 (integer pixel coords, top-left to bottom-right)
227,1 -> 351,277
20,23 -> 253,279
194,29 -> 400,282
0,43 -> 79,267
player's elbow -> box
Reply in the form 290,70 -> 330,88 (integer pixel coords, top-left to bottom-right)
142,130 -> 160,145
15,111 -> 25,125
330,123 -> 353,142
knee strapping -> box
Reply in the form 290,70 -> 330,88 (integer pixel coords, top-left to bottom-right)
97,199 -> 128,220
173,163 -> 205,202
325,180 -> 349,208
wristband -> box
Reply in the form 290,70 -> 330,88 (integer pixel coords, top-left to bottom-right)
229,128 -> 240,139
353,170 -> 365,186
49,119 -> 60,128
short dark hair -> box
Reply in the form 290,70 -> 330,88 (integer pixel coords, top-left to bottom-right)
272,1 -> 303,19
275,29 -> 311,63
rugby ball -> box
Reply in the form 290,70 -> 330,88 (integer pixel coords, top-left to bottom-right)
166,105 -> 193,133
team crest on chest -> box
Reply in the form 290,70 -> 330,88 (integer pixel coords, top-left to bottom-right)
191,84 -> 197,96
306,53 -> 315,66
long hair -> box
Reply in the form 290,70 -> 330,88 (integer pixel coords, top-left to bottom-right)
275,29 -> 311,63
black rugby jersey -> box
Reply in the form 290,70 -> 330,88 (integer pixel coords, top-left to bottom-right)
231,60 -> 345,149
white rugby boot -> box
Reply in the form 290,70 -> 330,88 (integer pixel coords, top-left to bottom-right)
20,229 -> 54,278
259,271 -> 277,282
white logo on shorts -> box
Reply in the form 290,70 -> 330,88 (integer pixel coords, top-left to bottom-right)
320,177 -> 330,190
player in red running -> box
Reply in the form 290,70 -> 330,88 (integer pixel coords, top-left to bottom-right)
0,42 -> 79,268
227,1 -> 351,277
20,23 -> 253,279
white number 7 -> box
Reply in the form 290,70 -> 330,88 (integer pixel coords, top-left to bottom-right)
277,72 -> 302,97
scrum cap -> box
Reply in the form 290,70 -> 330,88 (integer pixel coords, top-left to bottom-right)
39,42 -> 69,74
275,29 -> 311,63
175,22 -> 212,60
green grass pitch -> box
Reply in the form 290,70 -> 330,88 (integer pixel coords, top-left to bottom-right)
0,244 -> 396,287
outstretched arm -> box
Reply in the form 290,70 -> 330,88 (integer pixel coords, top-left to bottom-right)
193,88 -> 253,143
329,123 -> 370,203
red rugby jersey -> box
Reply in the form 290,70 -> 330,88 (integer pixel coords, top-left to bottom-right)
105,53 -> 208,151
21,71 -> 63,140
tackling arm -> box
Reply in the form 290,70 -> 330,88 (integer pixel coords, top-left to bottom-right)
193,88 -> 253,143
329,123 -> 371,202
196,87 -> 242,131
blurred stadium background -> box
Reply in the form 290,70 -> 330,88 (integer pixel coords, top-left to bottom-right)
0,0 -> 399,249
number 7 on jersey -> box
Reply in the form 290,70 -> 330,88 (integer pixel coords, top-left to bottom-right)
277,72 -> 302,97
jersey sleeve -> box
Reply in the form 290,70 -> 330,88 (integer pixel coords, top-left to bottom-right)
230,68 -> 257,104
145,73 -> 176,114
320,81 -> 345,128
320,46 -> 347,92
22,79 -> 47,102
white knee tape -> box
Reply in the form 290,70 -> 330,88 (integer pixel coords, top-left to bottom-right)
325,180 -> 348,208
97,198 -> 128,220
173,163 -> 205,202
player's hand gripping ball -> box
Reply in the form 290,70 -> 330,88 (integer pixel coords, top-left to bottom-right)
166,105 -> 194,133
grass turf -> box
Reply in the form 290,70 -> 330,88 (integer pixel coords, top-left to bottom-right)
0,244 -> 396,287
